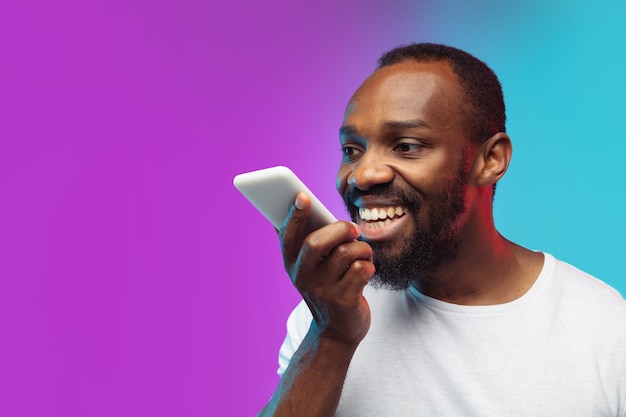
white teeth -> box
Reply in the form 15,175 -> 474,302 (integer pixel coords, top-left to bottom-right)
370,220 -> 386,229
358,206 -> 406,223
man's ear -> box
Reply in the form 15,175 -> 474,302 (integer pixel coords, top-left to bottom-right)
470,132 -> 512,187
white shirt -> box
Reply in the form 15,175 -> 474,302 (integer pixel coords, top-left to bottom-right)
278,254 -> 626,416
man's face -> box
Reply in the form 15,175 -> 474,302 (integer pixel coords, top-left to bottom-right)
336,60 -> 475,290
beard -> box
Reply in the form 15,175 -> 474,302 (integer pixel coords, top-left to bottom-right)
342,162 -> 469,291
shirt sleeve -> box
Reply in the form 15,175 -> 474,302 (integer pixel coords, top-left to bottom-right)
277,300 -> 313,376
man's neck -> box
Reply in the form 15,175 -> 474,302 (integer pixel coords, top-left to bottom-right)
411,227 -> 544,306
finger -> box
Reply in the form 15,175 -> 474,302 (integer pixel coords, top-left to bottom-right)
294,231 -> 369,290
319,240 -> 373,283
297,221 -> 361,272
337,259 -> 375,300
279,192 -> 311,266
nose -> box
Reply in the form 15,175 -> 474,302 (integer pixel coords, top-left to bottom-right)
347,151 -> 394,190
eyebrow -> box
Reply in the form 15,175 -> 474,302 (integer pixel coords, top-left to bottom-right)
382,119 -> 431,130
339,119 -> 431,137
339,125 -> 359,137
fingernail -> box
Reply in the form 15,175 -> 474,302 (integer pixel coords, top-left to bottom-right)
351,222 -> 361,236
294,194 -> 305,210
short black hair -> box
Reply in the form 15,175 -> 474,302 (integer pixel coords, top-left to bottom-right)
377,43 -> 506,143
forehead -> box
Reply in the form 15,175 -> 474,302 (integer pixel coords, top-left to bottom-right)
344,60 -> 466,129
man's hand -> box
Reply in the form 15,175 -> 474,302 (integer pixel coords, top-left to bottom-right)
279,192 -> 375,347
259,192 -> 376,416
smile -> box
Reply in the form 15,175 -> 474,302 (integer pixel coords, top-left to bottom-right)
358,206 -> 406,229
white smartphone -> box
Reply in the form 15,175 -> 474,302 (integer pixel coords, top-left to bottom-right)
233,166 -> 337,235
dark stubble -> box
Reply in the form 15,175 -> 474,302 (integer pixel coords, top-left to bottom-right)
342,161 -> 469,291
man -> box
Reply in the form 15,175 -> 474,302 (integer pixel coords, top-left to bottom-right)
259,43 -> 626,416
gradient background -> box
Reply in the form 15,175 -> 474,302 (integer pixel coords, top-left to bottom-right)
1,0 -> 625,415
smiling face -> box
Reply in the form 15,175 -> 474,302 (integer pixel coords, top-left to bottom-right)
337,59 -> 478,290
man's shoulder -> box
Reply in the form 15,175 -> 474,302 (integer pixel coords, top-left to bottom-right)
551,255 -> 625,306
548,254 -> 626,336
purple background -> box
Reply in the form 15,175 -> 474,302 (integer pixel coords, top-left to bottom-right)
1,1 -> 625,416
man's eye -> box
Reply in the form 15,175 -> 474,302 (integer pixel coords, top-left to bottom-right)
342,145 -> 362,161
394,142 -> 423,154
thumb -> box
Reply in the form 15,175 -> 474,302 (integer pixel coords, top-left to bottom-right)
279,192 -> 311,267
